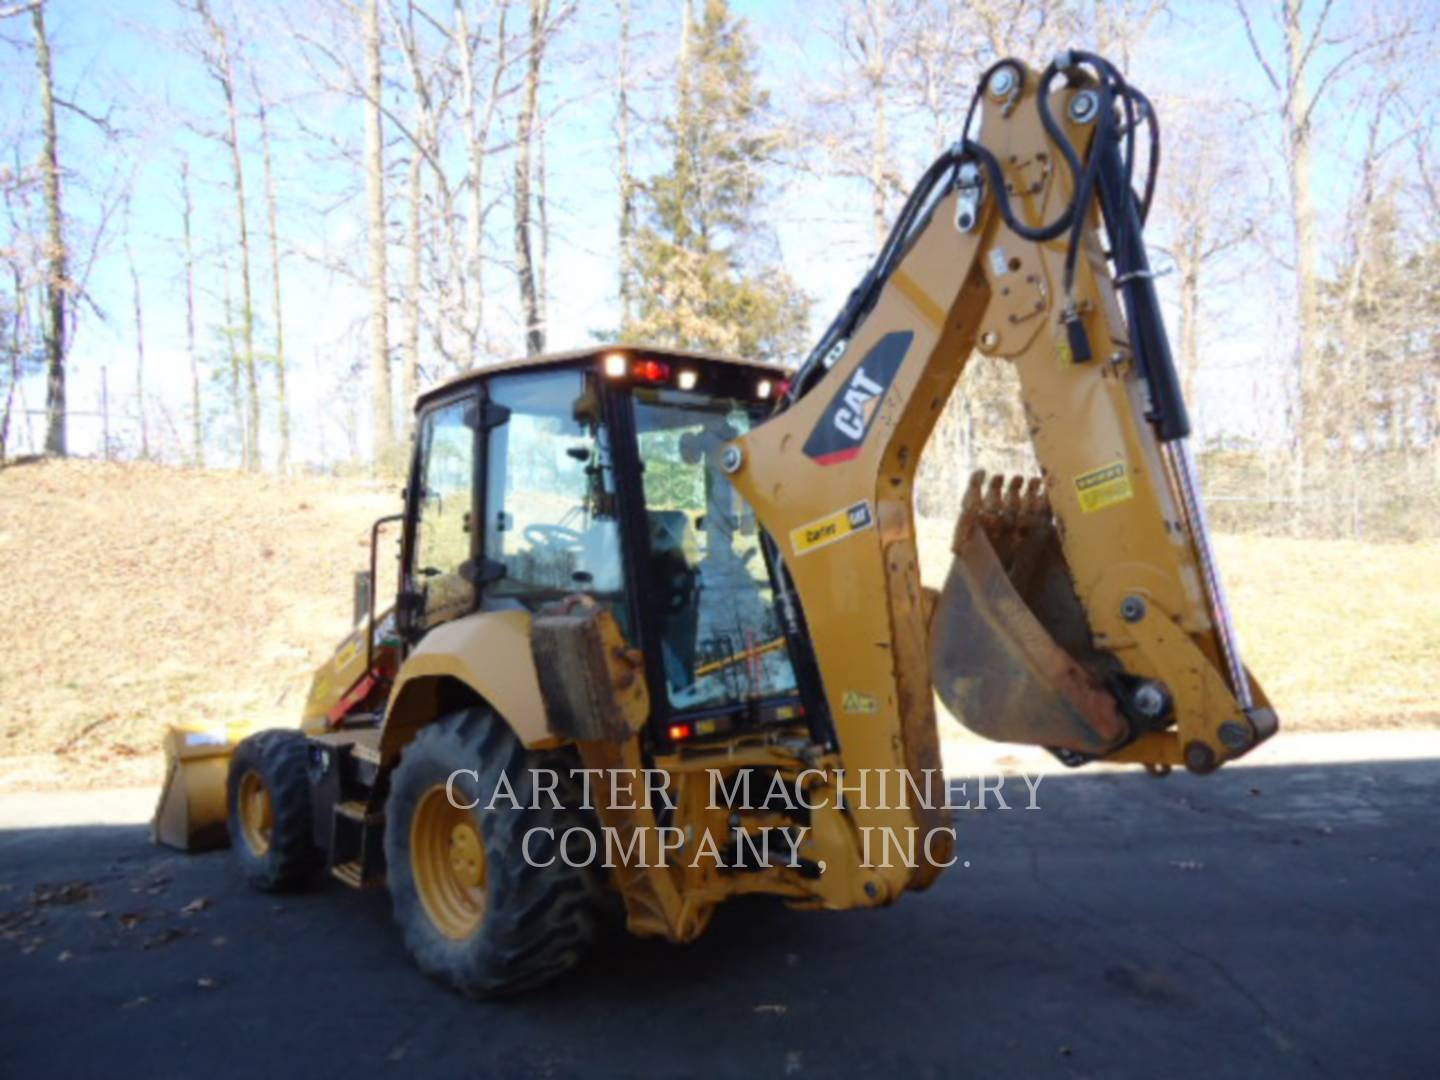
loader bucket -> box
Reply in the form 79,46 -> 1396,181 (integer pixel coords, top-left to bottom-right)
929,472 -> 1129,755
151,721 -> 255,851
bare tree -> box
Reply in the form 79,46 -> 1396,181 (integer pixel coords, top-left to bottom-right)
125,223 -> 148,458
30,2 -> 67,455
179,158 -> 203,465
386,0 -> 463,391
1151,98 -> 1255,413
188,0 -> 260,469
513,0 -> 549,356
614,0 -> 635,324
363,0 -> 393,464
387,0 -> 433,419
453,0 -> 511,362
254,79 -> 290,472
221,253 -> 242,453
828,0 -> 904,251
1232,0 -> 1418,479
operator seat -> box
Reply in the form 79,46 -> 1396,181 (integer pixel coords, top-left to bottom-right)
647,510 -> 701,690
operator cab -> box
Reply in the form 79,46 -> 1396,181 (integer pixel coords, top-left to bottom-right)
400,346 -> 804,747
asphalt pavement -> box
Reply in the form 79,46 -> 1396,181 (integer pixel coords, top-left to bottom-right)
1,742 -> 1437,1079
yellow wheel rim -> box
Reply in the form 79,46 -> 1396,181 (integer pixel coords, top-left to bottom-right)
237,770 -> 273,856
411,784 -> 488,940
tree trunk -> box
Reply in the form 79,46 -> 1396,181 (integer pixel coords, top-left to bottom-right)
863,0 -> 893,251
33,5 -> 67,456
257,96 -> 290,473
181,159 -> 203,466
1,265 -> 22,463
1176,232 -> 1202,412
404,110 -> 422,425
869,91 -> 890,251
453,1 -> 507,363
513,0 -> 548,357
196,0 -> 259,469
1284,0 -> 1322,481
127,237 -> 148,458
537,116 -> 549,336
364,0 -> 394,466
223,257 -> 242,456
616,0 -> 634,325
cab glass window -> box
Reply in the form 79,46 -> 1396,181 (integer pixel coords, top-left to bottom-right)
410,397 -> 477,626
483,370 -> 624,611
631,387 -> 799,711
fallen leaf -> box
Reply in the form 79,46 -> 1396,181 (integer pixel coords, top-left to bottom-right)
754,1004 -> 788,1015
118,912 -> 147,931
121,996 -> 151,1010
1170,860 -> 1203,871
142,928 -> 183,950
210,936 -> 229,947
196,976 -> 218,990
32,882 -> 96,907
57,950 -> 73,962
179,897 -> 210,917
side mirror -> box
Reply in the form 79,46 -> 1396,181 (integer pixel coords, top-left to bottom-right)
354,570 -> 373,627
572,387 -> 602,425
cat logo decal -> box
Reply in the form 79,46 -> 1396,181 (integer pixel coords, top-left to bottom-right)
802,331 -> 913,465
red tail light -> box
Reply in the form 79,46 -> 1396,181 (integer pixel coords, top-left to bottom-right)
634,360 -> 672,383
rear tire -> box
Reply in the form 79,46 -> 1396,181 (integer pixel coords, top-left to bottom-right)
227,729 -> 320,892
384,708 -> 604,997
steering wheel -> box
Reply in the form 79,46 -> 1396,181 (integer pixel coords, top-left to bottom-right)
523,523 -> 583,553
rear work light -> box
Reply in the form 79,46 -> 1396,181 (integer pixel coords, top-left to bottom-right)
667,722 -> 693,742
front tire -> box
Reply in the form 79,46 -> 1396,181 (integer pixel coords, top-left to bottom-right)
227,729 -> 320,891
384,709 -> 604,997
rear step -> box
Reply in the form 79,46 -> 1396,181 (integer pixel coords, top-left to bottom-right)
336,798 -> 383,825
309,733 -> 387,888
328,801 -> 386,888
331,860 -> 367,888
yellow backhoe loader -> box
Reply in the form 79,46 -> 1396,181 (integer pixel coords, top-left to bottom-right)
154,51 -> 1276,996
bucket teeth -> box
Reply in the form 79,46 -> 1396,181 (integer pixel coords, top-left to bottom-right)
953,471 -> 988,552
1003,475 -> 1025,524
1025,476 -> 1047,520
953,470 -> 1051,563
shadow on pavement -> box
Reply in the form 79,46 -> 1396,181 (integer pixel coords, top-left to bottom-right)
0,756 -> 1436,1078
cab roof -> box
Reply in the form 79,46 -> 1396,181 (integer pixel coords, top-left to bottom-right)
414,343 -> 792,409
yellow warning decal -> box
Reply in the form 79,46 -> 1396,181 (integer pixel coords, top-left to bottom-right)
1074,462 -> 1134,513
790,500 -> 875,557
840,690 -> 879,714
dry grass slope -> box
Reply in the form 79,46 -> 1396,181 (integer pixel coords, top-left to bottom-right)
0,460 -> 395,789
0,460 -> 1435,791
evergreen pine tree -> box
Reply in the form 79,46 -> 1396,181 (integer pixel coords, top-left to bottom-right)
622,0 -> 809,362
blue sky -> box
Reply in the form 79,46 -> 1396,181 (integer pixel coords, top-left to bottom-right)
2,0 -> 1412,465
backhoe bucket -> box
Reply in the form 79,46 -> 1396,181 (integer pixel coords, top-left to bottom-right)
929,472 -> 1129,755
151,721 -> 254,851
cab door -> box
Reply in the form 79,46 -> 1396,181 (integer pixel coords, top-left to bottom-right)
479,368 -> 627,622
405,393 -> 480,634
